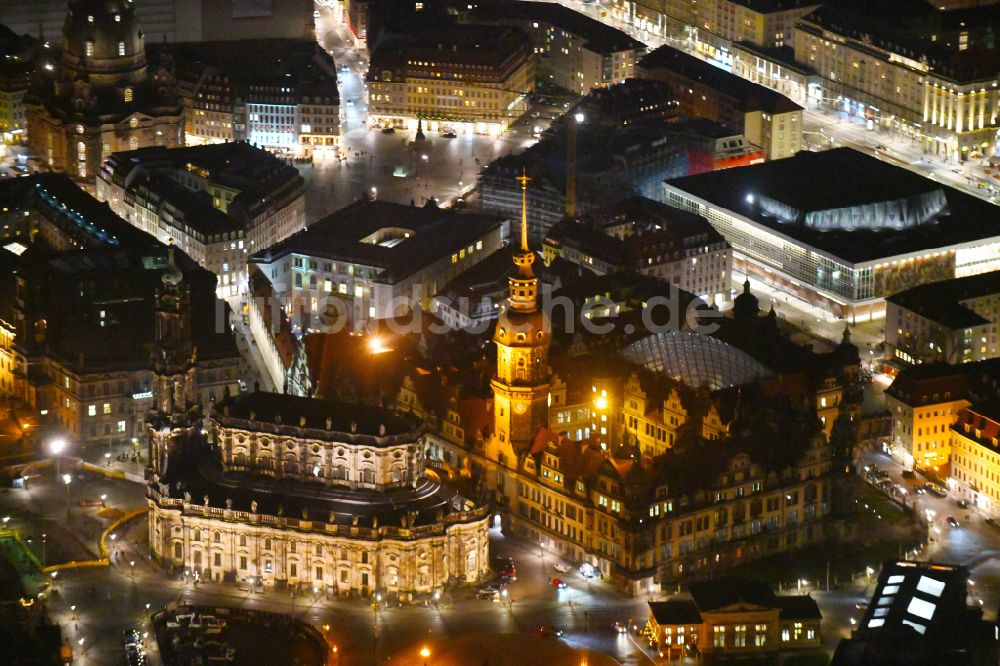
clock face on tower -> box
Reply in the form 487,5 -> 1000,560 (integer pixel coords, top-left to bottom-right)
513,402 -> 527,414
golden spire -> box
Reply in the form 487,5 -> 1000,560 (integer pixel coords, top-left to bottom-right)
516,167 -> 531,252
508,168 -> 537,311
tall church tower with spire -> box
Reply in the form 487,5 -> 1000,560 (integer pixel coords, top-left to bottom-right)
490,170 -> 551,462
148,243 -> 198,476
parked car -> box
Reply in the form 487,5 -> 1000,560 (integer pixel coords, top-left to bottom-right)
477,587 -> 500,601
553,563 -> 570,574
947,516 -> 960,527
122,629 -> 141,647
902,470 -> 916,479
442,131 -> 457,138
957,499 -> 970,509
381,127 -> 395,134
930,485 -> 948,498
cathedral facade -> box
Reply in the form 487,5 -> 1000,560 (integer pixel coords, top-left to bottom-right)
144,250 -> 491,597
26,0 -> 182,181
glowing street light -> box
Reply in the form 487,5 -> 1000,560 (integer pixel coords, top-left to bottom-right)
48,437 -> 67,478
420,646 -> 431,664
368,336 -> 391,355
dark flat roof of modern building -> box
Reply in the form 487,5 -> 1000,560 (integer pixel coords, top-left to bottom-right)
665,148 -> 1000,264
886,272 -> 1000,329
251,200 -> 506,283
473,0 -> 644,55
638,44 -> 802,115
0,173 -> 154,248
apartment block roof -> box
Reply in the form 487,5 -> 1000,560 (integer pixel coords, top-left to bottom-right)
638,44 -> 803,115
886,272 -> 1000,330
472,0 -> 644,55
250,200 -> 506,284
100,141 -> 305,238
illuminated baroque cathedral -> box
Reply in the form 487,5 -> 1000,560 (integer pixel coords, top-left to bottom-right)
145,248 -> 490,598
26,0 -> 182,181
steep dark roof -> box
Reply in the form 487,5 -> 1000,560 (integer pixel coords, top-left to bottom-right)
215,390 -> 418,439
639,44 -> 802,115
648,600 -> 703,625
886,272 -> 999,329
689,578 -> 778,611
666,148 -> 1000,264
775,595 -> 823,620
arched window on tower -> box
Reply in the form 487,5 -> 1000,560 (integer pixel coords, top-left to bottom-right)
129,136 -> 139,150
118,42 -> 126,56
124,87 -> 133,103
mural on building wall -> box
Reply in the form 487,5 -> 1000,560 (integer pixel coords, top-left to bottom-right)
873,252 -> 954,297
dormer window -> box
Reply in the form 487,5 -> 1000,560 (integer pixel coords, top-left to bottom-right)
87,15 -> 94,23
118,42 -> 126,56
115,14 -> 121,22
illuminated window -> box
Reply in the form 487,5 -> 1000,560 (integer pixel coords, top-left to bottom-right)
103,403 -> 111,414
124,87 -> 133,103
85,41 -> 94,57
118,42 -> 126,56
88,405 -> 96,417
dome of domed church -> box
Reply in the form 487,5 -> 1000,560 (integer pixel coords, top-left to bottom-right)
62,0 -> 147,87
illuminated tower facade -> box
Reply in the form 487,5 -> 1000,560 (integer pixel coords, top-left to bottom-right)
491,169 -> 550,460
148,244 -> 198,476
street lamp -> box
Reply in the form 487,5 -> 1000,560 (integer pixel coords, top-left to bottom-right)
420,646 -> 430,665
48,437 -> 66,478
62,473 -> 72,515
566,112 -> 585,217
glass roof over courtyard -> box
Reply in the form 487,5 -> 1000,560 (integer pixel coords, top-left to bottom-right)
620,331 -> 772,390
